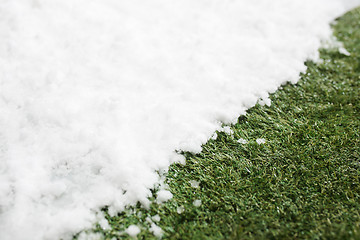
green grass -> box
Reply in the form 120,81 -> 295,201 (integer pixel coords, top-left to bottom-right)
82,7 -> 360,240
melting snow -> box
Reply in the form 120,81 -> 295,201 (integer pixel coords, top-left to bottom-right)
0,0 -> 358,239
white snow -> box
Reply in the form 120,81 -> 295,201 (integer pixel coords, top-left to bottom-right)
220,126 -> 234,136
156,190 -> 173,204
189,180 -> 200,189
125,225 -> 141,237
149,223 -> 163,238
339,47 -> 351,56
237,138 -> 248,144
77,232 -> 103,240
193,200 -> 202,207
0,0 -> 358,239
177,206 -> 185,214
256,138 -> 266,145
152,214 -> 161,222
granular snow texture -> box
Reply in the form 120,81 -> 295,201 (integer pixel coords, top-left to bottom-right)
0,0 -> 358,239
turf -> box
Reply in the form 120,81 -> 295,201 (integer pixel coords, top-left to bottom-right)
82,7 -> 360,240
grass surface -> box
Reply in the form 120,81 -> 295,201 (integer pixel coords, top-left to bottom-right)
83,7 -> 360,240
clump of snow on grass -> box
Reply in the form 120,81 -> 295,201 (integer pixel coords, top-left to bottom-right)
258,96 -> 272,106
256,138 -> 267,145
322,35 -> 352,56
177,206 -> 185,214
211,132 -> 218,140
220,126 -> 234,136
0,0 -> 358,239
125,225 -> 141,237
149,223 -> 163,238
189,180 -> 200,189
152,214 -> 161,222
193,200 -> 202,207
98,219 -> 111,231
156,190 -> 173,204
237,138 -> 248,144
339,47 -> 351,56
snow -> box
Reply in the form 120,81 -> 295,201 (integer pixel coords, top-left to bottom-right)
152,214 -> 161,222
237,138 -> 248,144
125,225 -> 141,237
177,206 -> 185,214
0,0 -> 358,239
190,180 -> 200,189
149,223 -> 163,238
193,200 -> 202,207
339,47 -> 351,56
156,190 -> 173,204
256,138 -> 266,145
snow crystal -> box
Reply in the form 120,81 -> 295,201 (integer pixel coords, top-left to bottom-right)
0,0 -> 358,239
256,138 -> 267,145
193,200 -> 202,207
125,225 -> 141,237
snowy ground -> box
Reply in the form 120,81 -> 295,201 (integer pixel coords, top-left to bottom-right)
0,1 -> 358,239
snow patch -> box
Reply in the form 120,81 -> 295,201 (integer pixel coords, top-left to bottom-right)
189,180 -> 200,189
339,47 -> 351,56
0,0 -> 357,239
125,225 -> 141,237
177,206 -> 185,214
149,223 -> 163,238
193,200 -> 202,207
152,214 -> 161,222
237,138 -> 248,144
156,190 -> 173,204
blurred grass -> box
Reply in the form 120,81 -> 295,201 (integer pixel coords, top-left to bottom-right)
82,7 -> 360,240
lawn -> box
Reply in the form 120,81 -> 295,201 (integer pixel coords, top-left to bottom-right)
82,7 -> 360,240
